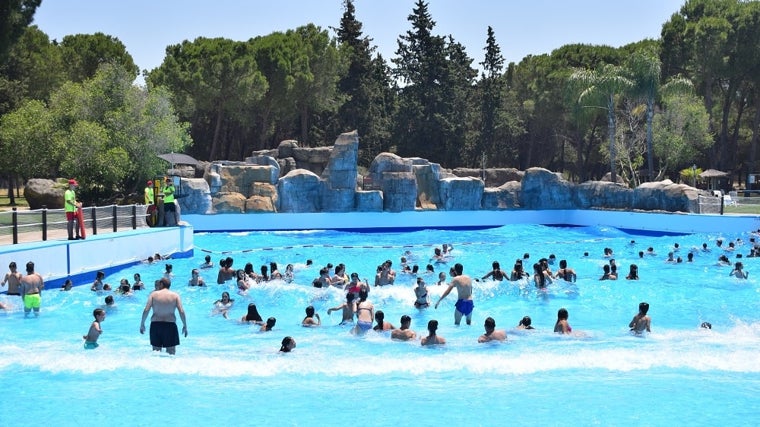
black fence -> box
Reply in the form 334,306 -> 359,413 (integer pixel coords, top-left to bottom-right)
0,204 -> 150,245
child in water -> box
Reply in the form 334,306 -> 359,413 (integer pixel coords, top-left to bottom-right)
629,302 -> 651,335
83,308 -> 106,349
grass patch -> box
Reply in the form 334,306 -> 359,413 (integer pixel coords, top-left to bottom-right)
0,194 -> 28,210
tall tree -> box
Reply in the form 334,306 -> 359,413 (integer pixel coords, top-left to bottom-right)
392,0 -> 474,166
570,64 -> 634,184
478,26 -> 505,166
59,33 -> 138,82
148,37 -> 267,160
626,47 -> 693,181
334,0 -> 394,165
0,63 -> 191,202
0,0 -> 40,63
288,24 -> 345,146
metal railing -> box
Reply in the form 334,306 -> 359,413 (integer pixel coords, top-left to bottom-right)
697,193 -> 760,215
0,204 -> 149,245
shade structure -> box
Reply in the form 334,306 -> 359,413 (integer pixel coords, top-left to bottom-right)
157,153 -> 199,166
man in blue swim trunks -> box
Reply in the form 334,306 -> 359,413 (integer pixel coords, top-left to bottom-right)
434,263 -> 473,325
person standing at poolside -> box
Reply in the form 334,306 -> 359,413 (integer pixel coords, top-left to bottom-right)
434,263 -> 473,325
421,319 -> 446,346
20,261 -> 44,317
144,180 -> 154,205
629,302 -> 651,334
478,317 -> 507,343
64,179 -> 82,240
139,278 -> 187,355
162,176 -> 177,226
1,261 -> 22,296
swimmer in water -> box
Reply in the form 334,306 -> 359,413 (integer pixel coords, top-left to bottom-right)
517,316 -> 535,330
629,302 -> 651,335
729,262 -> 748,279
554,308 -> 572,334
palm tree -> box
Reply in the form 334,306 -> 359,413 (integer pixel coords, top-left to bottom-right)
627,50 -> 692,181
570,64 -> 634,184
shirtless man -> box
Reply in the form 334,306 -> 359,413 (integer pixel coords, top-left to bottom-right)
1,262 -> 22,296
374,261 -> 395,286
19,261 -> 44,317
421,319 -> 446,346
434,263 -> 473,325
477,317 -> 507,343
139,278 -> 187,355
391,315 -> 417,341
629,302 -> 652,335
327,292 -> 356,324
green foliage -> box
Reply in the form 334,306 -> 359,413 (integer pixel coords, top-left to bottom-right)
59,33 -> 138,82
335,0 -> 395,165
148,37 -> 267,160
0,0 -> 40,63
653,92 -> 712,174
392,0 -> 476,167
0,99 -> 57,179
0,63 -> 191,202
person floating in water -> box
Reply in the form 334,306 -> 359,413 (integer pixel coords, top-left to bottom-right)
83,308 -> 106,349
629,302 -> 651,335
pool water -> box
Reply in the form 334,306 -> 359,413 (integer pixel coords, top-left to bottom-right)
1,224 -> 759,426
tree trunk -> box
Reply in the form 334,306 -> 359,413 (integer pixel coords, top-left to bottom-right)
300,105 -> 309,147
607,94 -> 617,184
6,175 -> 16,206
747,92 -> 760,194
209,105 -> 224,161
646,96 -> 654,182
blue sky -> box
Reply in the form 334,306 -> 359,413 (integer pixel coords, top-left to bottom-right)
33,0 -> 685,77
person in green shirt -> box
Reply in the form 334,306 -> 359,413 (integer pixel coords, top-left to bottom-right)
64,179 -> 81,240
162,177 -> 177,226
144,180 -> 154,205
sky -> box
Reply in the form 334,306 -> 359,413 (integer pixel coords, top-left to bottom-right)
32,0 -> 686,82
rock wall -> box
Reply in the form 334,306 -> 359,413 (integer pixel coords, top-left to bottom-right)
145,131 -> 713,215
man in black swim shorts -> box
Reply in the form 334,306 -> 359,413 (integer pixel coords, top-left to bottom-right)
139,278 -> 187,355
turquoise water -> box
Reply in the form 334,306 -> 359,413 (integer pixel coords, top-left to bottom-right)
1,224 -> 759,426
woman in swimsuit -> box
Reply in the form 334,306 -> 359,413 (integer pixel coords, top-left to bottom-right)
554,308 -> 572,334
213,292 -> 234,319
414,277 -> 430,308
353,289 -> 374,335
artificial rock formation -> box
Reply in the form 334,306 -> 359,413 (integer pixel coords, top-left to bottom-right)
169,131 -> 711,215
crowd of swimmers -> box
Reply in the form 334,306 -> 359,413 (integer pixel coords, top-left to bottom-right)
3,231 -> 757,352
